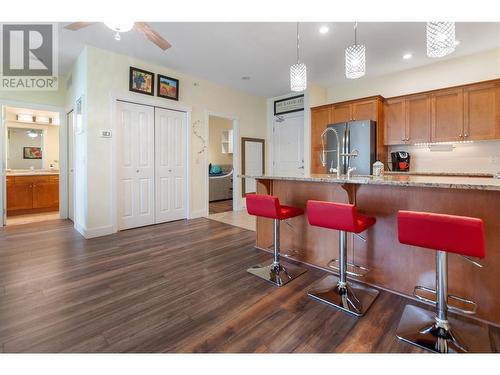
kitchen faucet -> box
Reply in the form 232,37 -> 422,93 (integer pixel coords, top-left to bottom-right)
320,127 -> 341,177
320,127 -> 359,178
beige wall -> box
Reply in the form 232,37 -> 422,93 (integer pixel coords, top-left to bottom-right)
208,116 -> 233,166
327,48 -> 500,102
80,46 -> 266,233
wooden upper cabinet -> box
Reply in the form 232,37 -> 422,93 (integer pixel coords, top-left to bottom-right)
331,103 -> 352,123
431,88 -> 464,142
384,98 -> 406,145
352,100 -> 378,121
406,94 -> 431,144
310,106 -> 332,173
463,82 -> 500,141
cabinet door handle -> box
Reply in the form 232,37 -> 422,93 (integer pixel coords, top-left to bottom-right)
464,133 -> 469,137
459,133 -> 463,137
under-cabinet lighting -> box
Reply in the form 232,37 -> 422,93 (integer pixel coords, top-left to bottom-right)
413,140 -> 474,146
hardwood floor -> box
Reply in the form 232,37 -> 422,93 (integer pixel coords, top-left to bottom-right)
0,218 -> 498,353
209,199 -> 233,214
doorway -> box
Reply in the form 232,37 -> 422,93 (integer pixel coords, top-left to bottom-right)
272,112 -> 304,176
115,100 -> 188,231
207,115 -> 234,215
3,106 -> 62,226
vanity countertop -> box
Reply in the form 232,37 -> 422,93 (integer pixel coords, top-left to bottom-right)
6,171 -> 60,176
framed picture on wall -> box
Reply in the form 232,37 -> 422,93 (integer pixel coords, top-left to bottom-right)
157,74 -> 179,101
129,67 -> 155,96
274,94 -> 304,115
23,147 -> 42,159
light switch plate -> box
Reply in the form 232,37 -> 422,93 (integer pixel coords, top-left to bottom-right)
101,130 -> 112,138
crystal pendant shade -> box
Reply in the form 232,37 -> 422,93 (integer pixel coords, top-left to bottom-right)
290,62 -> 307,92
345,44 -> 366,79
426,22 -> 455,58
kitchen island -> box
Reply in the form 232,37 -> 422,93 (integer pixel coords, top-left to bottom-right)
244,173 -> 500,325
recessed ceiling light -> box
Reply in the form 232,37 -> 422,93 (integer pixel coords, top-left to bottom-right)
319,26 -> 329,34
241,76 -> 251,80
402,53 -> 413,60
454,40 -> 461,46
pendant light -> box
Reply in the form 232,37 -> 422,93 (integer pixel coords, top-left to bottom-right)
345,22 -> 366,79
426,22 -> 455,58
290,22 -> 307,92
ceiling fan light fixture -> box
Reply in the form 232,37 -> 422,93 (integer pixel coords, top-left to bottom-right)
104,22 -> 135,33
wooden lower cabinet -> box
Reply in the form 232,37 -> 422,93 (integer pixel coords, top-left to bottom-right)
6,175 -> 59,216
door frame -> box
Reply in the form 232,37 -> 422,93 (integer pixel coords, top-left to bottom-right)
204,110 -> 240,216
0,99 -> 68,227
271,110 -> 305,176
110,92 -> 192,233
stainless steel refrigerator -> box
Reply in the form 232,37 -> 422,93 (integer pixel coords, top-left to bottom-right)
325,120 -> 377,175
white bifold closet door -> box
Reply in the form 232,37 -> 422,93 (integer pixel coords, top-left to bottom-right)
117,101 -> 155,230
154,107 -> 186,223
117,101 -> 187,231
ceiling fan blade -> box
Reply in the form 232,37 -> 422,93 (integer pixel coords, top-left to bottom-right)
135,22 -> 171,51
64,22 -> 97,31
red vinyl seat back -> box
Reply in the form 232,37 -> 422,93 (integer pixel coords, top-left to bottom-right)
246,194 -> 303,220
306,200 -> 376,234
397,210 -> 486,258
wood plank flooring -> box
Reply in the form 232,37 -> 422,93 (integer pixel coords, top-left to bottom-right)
209,199 -> 233,214
0,218 -> 498,353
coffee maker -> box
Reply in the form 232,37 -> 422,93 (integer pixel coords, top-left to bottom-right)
391,151 -> 411,172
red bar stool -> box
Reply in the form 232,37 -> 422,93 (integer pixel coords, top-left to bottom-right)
246,194 -> 307,287
306,200 -> 379,317
396,210 -> 491,353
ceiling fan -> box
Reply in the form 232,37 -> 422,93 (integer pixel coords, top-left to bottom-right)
64,22 -> 171,50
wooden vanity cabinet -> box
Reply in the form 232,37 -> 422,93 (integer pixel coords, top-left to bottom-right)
6,175 -> 59,216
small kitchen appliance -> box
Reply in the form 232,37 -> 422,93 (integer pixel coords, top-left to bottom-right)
391,151 -> 411,172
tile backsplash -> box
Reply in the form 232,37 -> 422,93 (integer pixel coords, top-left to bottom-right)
387,140 -> 500,174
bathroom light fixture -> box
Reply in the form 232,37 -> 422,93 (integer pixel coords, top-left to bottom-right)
319,25 -> 330,34
27,129 -> 38,138
290,22 -> 307,92
17,114 -> 34,123
104,22 -> 135,41
51,117 -> 60,125
426,22 -> 456,58
345,22 -> 366,79
35,116 -> 50,124
402,53 -> 413,60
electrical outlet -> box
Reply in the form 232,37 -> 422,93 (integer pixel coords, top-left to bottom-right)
490,155 -> 499,164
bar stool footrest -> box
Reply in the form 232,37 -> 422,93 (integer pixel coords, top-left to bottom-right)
328,258 -> 370,277
413,286 -> 478,315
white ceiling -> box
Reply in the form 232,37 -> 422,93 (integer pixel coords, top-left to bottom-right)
59,22 -> 500,97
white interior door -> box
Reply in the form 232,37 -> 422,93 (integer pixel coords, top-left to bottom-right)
244,141 -> 264,194
67,110 -> 75,221
273,113 -> 304,176
154,107 -> 187,223
117,101 -> 155,230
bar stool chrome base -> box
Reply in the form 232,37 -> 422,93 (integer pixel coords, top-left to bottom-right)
247,262 -> 307,287
308,274 -> 379,317
396,305 -> 492,353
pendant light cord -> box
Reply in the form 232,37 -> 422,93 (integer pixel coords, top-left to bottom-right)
296,22 -> 300,63
354,22 -> 358,45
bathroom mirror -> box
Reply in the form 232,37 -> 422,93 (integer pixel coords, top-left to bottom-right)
7,127 -> 44,170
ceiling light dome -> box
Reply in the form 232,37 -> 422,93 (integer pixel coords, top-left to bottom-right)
426,22 -> 455,58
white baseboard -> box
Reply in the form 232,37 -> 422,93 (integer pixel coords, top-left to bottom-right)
73,221 -> 114,239
189,209 -> 207,219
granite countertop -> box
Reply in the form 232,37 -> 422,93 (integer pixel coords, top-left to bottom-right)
240,173 -> 500,191
385,171 -> 495,177
6,171 -> 59,176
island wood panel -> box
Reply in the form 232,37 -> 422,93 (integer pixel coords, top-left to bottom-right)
256,178 -> 500,325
